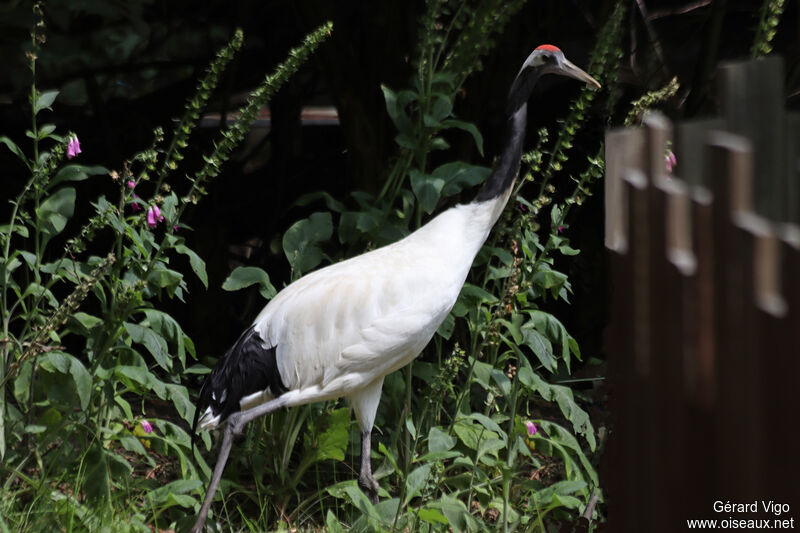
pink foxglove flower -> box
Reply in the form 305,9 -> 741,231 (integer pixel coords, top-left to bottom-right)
66,135 -> 81,159
146,205 -> 164,228
127,179 -> 136,189
131,193 -> 142,212
525,420 -> 538,436
140,420 -> 153,434
665,150 -> 677,174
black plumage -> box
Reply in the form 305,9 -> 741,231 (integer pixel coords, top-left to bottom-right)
192,326 -> 286,438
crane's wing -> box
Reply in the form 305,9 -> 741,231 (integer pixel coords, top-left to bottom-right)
254,244 -> 461,394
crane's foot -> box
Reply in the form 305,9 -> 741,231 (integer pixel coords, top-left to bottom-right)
358,472 -> 380,504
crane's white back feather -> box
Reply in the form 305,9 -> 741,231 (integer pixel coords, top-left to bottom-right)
251,191 -> 510,406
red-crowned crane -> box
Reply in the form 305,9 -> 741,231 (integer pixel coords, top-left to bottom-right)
190,45 -> 599,532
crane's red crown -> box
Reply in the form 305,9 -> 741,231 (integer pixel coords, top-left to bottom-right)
535,44 -> 561,53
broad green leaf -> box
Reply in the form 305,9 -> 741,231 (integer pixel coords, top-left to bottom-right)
436,312 -> 455,340
434,161 -> 490,197
114,365 -> 166,397
49,165 -> 107,189
146,267 -> 183,291
428,426 -> 456,453
326,510 -> 345,533
166,384 -> 194,423
440,494 -> 472,532
308,407 -> 350,462
409,169 -> 445,214
443,118 -> 485,155
37,187 -> 76,238
34,90 -> 59,114
522,326 -> 556,372
148,479 -> 203,507
0,136 -> 28,166
452,283 -> 497,317
282,212 -> 333,278
221,265 -> 275,299
124,322 -> 170,370
84,442 -> 111,504
295,190 -> 347,212
403,463 -> 432,506
381,85 -> 415,135
175,244 -> 208,288
429,92 -> 453,122
418,507 -> 449,525
0,224 -> 29,238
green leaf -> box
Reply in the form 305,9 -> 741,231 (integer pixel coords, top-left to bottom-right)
36,187 -> 76,239
148,479 -> 203,507
295,191 -> 347,213
434,162 -> 491,197
418,507 -> 449,525
282,212 -> 333,277
146,267 -> 183,290
440,494 -> 472,532
37,124 -> 57,140
404,463 -> 432,506
436,312 -> 455,340
49,165 -> 107,189
381,85 -> 415,135
0,224 -> 29,238
443,118 -> 485,156
326,510 -> 345,533
221,265 -> 276,299
167,384 -> 194,423
34,90 -> 59,114
308,407 -> 350,462
175,244 -> 208,288
0,136 -> 28,166
428,426 -> 456,453
429,93 -> 453,122
409,169 -> 445,214
124,323 -> 170,370
521,326 -> 556,372
84,442 -> 111,504
452,283 -> 497,316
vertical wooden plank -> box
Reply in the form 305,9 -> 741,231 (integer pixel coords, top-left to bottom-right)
786,113 -> 800,224
772,224 -> 800,503
613,168 -> 650,533
651,179 -> 695,532
717,57 -> 786,219
674,118 -> 725,188
685,186 -> 716,521
605,128 -> 645,251
604,126 -> 645,533
754,223 -> 792,505
706,131 -> 765,500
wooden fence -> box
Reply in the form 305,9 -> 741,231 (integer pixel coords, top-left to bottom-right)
604,56 -> 800,532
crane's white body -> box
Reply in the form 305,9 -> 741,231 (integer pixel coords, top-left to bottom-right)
191,46 -> 599,533
198,188 -> 509,432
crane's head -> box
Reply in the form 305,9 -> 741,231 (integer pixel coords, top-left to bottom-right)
508,44 -> 600,112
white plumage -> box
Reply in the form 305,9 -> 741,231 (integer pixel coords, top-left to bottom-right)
190,45 -> 599,532
198,189 -> 509,430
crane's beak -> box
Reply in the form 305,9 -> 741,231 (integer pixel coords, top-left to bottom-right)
560,59 -> 601,90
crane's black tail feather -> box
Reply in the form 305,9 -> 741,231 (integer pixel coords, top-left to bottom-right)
191,326 -> 287,454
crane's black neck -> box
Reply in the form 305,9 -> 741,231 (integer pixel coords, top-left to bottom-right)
475,69 -> 538,203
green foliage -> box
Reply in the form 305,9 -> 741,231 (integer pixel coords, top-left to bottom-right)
751,0 -> 786,58
0,5 -> 332,530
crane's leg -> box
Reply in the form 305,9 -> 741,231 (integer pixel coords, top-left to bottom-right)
350,377 -> 385,504
191,422 -> 235,533
191,395 -> 289,533
359,429 -> 380,503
